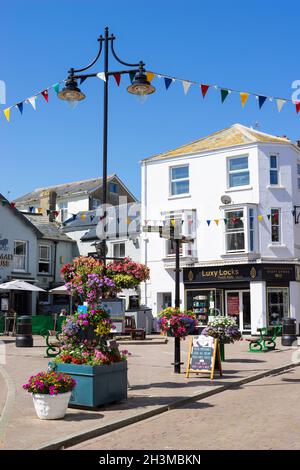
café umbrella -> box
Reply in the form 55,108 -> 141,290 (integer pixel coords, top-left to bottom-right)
0,280 -> 46,292
49,284 -> 73,312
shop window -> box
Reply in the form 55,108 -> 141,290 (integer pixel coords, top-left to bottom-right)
268,288 -> 289,325
270,155 -> 279,185
186,289 -> 223,326
228,156 -> 249,188
13,240 -> 28,272
170,165 -> 189,196
225,209 -> 245,252
38,245 -> 51,274
113,242 -> 125,258
271,208 -> 281,243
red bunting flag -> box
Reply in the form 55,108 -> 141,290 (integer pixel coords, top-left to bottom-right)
41,90 -> 49,102
113,73 -> 121,86
296,101 -> 300,114
10,202 -> 16,208
200,84 -> 209,98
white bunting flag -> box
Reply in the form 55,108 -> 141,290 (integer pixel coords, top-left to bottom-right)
182,80 -> 191,95
97,72 -> 106,82
276,99 -> 286,113
27,96 -> 36,110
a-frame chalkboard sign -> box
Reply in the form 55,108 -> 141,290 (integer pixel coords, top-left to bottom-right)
186,336 -> 222,380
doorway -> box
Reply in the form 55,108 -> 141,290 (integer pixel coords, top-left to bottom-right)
225,290 -> 251,332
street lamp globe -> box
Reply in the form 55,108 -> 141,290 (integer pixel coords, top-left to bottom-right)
58,77 -> 86,103
127,69 -> 155,97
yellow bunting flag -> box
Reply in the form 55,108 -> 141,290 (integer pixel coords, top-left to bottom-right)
81,214 -> 87,221
240,92 -> 249,108
127,217 -> 131,225
146,72 -> 155,82
170,219 -> 175,226
214,219 -> 220,226
258,215 -> 263,222
3,108 -> 10,122
37,208 -> 43,214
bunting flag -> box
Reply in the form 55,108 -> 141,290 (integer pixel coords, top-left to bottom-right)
182,81 -> 191,95
221,89 -> 229,103
90,215 -> 95,222
97,72 -> 106,82
27,96 -> 36,110
214,219 -> 219,226
129,71 -> 136,83
1,200 -> 6,207
267,214 -> 271,220
276,99 -> 286,113
41,90 -> 49,102
146,72 -> 155,82
240,92 -> 249,108
200,84 -> 209,98
3,108 -> 10,122
258,95 -> 267,109
206,220 -> 211,226
296,101 -> 300,114
113,73 -> 121,86
17,102 -> 23,114
258,215 -> 263,222
72,214 -> 77,221
223,218 -> 227,224
10,202 -> 15,208
79,77 -> 87,85
53,83 -> 60,94
37,208 -> 43,214
127,217 -> 131,225
29,206 -> 34,213
164,77 -> 173,90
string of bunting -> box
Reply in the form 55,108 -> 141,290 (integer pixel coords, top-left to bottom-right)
2,69 -> 299,123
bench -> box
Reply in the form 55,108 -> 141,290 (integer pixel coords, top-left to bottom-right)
246,325 -> 282,352
40,329 -> 62,357
124,316 -> 146,341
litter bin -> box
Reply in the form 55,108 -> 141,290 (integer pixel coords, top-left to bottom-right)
281,317 -> 297,346
16,315 -> 33,347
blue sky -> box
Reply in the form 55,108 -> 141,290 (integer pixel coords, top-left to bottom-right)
2,0 -> 300,201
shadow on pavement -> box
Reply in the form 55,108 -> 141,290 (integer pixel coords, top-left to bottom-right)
64,412 -> 104,421
225,358 -> 265,363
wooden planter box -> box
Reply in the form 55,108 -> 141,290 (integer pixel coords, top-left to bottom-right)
50,361 -> 127,408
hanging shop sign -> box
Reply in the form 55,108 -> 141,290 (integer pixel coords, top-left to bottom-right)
186,335 -> 222,380
184,264 -> 296,284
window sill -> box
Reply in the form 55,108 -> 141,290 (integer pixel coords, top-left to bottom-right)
37,273 -> 52,276
266,185 -> 285,190
168,194 -> 191,200
225,185 -> 253,193
268,244 -> 287,248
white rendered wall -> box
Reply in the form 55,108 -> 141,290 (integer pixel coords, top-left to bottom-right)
290,281 -> 300,327
250,281 -> 267,334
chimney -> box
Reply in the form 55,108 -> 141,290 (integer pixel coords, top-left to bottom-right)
40,190 -> 57,222
296,140 -> 300,148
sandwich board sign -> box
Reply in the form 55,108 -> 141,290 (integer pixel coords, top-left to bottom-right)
186,335 -> 222,380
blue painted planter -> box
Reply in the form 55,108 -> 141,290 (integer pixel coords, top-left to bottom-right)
50,361 -> 127,408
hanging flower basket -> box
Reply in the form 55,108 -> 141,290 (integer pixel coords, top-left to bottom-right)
158,307 -> 197,339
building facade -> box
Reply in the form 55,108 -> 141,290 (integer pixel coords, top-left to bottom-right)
140,124 -> 300,334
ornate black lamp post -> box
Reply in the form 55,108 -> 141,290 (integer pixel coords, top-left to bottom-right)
58,27 -> 155,266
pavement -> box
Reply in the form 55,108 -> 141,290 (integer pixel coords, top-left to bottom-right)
72,366 -> 300,450
0,334 -> 299,450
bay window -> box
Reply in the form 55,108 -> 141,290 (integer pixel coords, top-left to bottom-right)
225,209 -> 245,252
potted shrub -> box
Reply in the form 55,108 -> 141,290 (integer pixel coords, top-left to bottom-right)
23,371 -> 76,420
202,316 -> 242,360
158,307 -> 197,339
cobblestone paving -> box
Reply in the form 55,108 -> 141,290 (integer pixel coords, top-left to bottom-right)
72,367 -> 300,450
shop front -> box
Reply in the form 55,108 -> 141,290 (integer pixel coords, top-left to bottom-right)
184,263 -> 298,334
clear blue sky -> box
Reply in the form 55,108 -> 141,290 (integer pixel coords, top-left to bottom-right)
2,0 -> 300,201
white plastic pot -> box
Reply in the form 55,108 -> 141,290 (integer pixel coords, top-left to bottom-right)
32,391 -> 71,420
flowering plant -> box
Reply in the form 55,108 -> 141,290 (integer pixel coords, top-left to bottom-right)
55,345 -> 130,366
202,316 -> 242,344
23,371 -> 76,395
158,307 -> 197,339
106,258 -> 150,290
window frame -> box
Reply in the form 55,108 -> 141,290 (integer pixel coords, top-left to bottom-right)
227,155 -> 250,189
270,208 -> 281,244
169,164 -> 190,197
109,182 -> 119,194
58,202 -> 68,223
269,154 -> 279,186
113,242 -> 126,259
13,240 -> 28,272
224,208 -> 245,253
38,245 -> 51,275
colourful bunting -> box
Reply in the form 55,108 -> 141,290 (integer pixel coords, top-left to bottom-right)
97,72 -> 106,82
17,102 -> 23,114
164,77 -> 173,90
27,96 -> 36,110
258,95 -> 267,109
146,72 -> 155,82
41,90 -> 49,102
29,206 -> 34,213
296,101 -> 300,114
3,108 -> 10,122
113,73 -> 121,86
221,89 -> 229,103
240,92 -> 249,108
258,215 -> 263,222
129,71 -> 136,83
79,77 -> 87,85
267,214 -> 271,220
37,208 -> 43,214
53,83 -> 60,94
206,220 -> 211,226
182,81 -> 191,95
1,200 -> 6,207
10,202 -> 15,208
214,219 -> 219,226
276,99 -> 286,113
223,218 -> 227,224
200,84 -> 209,98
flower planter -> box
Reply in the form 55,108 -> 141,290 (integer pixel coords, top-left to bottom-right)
50,361 -> 127,408
32,391 -> 71,420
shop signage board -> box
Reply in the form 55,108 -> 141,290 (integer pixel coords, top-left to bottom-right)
186,336 -> 222,380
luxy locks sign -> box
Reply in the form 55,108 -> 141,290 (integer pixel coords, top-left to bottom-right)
184,264 -> 297,283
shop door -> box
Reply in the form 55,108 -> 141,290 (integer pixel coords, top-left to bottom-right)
225,291 -> 251,332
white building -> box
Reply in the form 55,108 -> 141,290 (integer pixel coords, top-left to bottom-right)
141,123 -> 300,334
